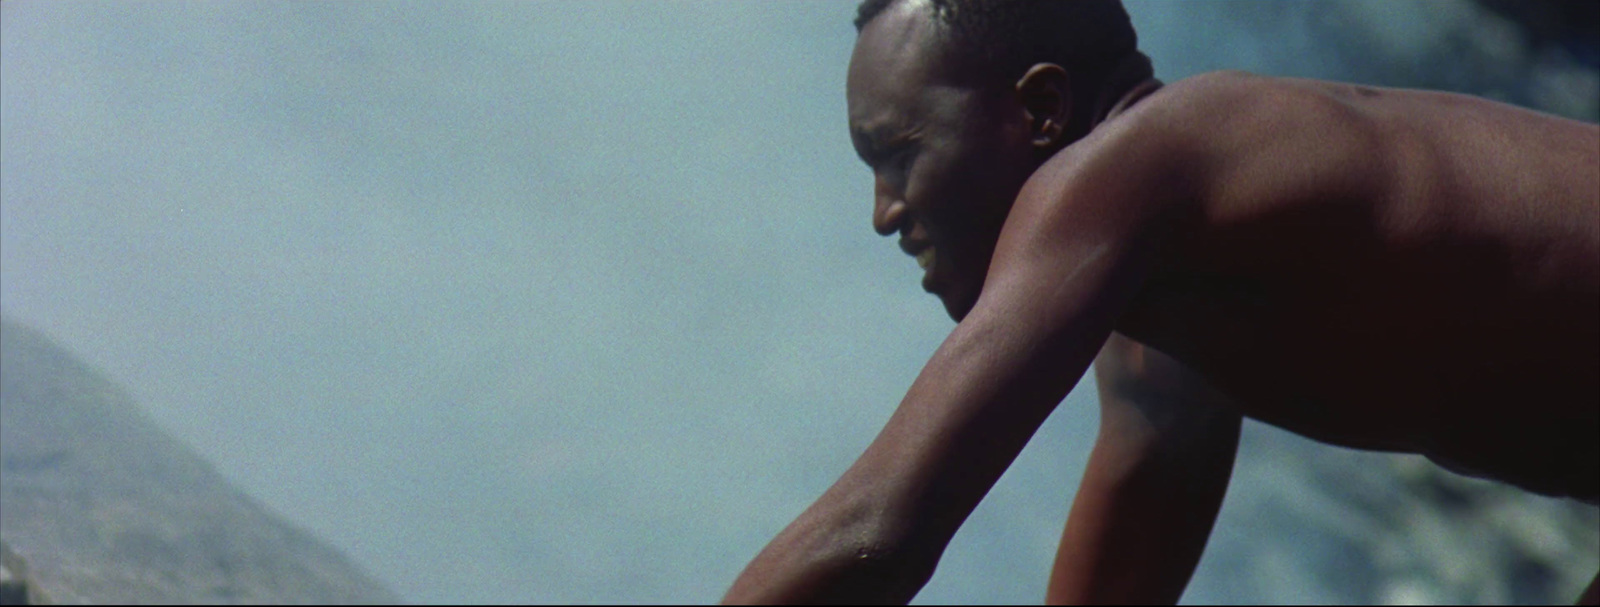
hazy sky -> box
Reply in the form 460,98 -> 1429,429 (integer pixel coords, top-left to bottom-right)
2,1 -> 1588,604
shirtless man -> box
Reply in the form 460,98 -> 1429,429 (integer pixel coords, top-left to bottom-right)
723,0 -> 1599,603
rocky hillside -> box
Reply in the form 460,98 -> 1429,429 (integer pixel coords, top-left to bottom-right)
1196,423 -> 1599,604
0,318 -> 399,604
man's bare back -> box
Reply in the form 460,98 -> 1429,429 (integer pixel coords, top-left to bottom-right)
1103,71 -> 1600,500
724,1 -> 1599,603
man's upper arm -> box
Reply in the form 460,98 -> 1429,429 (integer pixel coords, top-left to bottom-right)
1047,334 -> 1241,604
842,117 -> 1199,568
722,100 -> 1200,604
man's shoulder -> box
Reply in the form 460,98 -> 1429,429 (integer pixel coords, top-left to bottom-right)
1077,71 -> 1398,206
1002,75 -> 1290,247
1050,71 -> 1285,176
1106,71 -> 1360,150
1138,70 -> 1268,112
1025,72 -> 1280,204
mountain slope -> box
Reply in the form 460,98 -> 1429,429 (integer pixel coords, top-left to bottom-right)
0,318 -> 399,604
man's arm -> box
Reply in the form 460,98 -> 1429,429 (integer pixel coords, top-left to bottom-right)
722,117 -> 1195,604
1047,333 -> 1240,604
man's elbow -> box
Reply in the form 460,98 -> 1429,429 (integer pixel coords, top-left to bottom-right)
722,547 -> 934,605
818,544 -> 937,605
722,517 -> 942,605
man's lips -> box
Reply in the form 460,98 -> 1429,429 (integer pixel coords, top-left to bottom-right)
899,237 -> 935,271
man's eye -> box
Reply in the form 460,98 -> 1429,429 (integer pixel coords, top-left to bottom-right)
886,146 -> 915,171
876,150 -> 916,190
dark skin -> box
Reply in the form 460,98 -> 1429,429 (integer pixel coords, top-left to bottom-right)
723,1 -> 1600,604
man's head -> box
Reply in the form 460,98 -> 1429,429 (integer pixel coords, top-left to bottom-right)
846,0 -> 1148,320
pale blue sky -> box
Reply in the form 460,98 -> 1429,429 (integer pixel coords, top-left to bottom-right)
3,1 -> 1588,603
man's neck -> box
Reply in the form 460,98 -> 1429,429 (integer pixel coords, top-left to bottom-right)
1090,53 -> 1163,127
1099,78 -> 1163,124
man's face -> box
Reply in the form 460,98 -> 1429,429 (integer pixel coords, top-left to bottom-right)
847,1 -> 1038,322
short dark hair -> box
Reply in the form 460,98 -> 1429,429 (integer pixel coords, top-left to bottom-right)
855,0 -> 1150,138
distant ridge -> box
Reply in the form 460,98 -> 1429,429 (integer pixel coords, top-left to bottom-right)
0,317 -> 400,604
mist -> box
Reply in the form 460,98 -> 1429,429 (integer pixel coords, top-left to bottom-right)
2,1 -> 1594,603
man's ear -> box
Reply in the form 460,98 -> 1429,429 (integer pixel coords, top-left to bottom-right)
1014,63 -> 1071,149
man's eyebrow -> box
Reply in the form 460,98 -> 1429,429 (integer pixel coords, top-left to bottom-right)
851,125 -> 915,160
856,124 -> 911,145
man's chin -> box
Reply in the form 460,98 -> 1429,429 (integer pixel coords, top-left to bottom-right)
936,289 -> 979,323
926,263 -> 985,323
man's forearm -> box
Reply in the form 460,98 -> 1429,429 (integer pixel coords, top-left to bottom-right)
1047,416 -> 1239,604
727,165 -> 1174,603
721,535 -> 931,604
721,482 -> 937,604
1048,337 -> 1241,604
723,313 -> 1092,603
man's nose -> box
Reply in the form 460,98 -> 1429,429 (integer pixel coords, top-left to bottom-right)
872,180 -> 907,237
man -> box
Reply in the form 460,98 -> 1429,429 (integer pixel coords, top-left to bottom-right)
723,0 -> 1600,603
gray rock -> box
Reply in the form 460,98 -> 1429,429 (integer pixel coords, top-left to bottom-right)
1198,423 -> 1599,604
2,540 -> 47,605
0,319 -> 399,604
